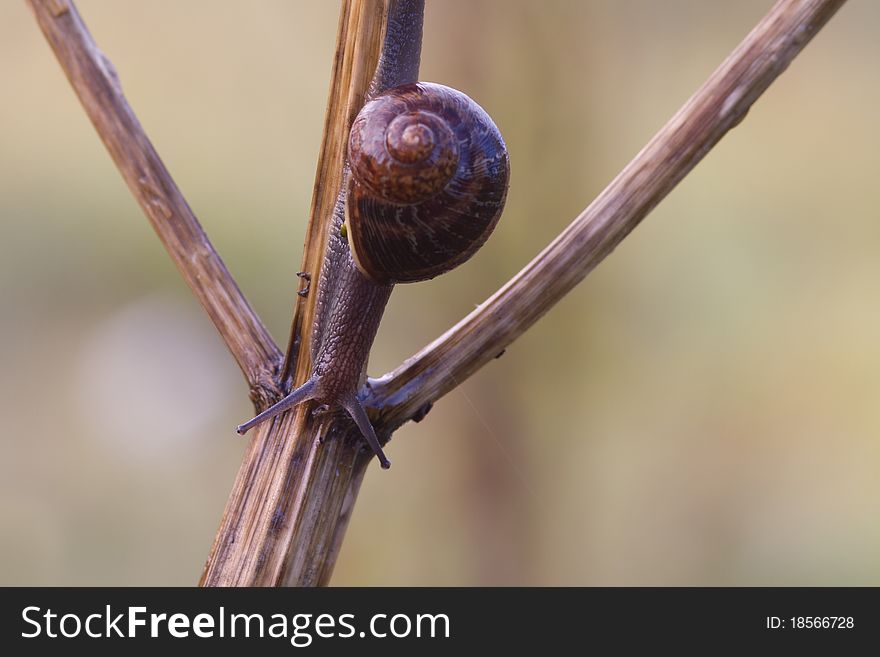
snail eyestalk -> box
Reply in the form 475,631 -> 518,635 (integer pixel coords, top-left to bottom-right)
235,377 -> 391,469
235,377 -> 318,435
340,395 -> 391,470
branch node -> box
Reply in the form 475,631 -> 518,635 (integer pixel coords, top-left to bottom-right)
47,0 -> 69,18
411,401 -> 433,423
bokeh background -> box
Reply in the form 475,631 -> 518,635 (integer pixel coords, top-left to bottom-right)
2,0 -> 878,585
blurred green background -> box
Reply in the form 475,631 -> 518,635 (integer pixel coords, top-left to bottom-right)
2,0 -> 878,585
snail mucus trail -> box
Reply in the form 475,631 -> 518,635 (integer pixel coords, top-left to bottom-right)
236,82 -> 510,469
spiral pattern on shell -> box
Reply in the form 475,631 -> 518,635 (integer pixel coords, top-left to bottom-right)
346,82 -> 509,284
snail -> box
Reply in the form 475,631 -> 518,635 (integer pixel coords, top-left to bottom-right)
236,82 -> 509,469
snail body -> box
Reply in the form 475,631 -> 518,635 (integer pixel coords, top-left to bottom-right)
236,82 -> 509,469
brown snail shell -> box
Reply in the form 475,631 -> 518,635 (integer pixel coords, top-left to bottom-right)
346,82 -> 510,284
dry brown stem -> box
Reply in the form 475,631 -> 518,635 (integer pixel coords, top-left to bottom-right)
28,0 -> 282,403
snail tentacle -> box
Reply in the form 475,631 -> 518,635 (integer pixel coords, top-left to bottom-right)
236,377 -> 391,469
340,394 -> 391,469
236,377 -> 318,435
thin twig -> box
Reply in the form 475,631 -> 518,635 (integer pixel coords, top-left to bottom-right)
366,0 -> 848,431
27,0 -> 282,400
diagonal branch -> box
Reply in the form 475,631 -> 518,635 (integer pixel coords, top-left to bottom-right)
366,0 -> 848,430
28,0 -> 282,401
